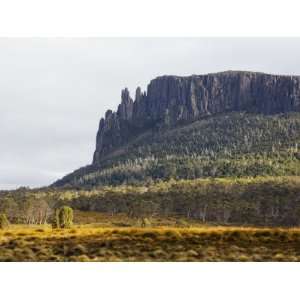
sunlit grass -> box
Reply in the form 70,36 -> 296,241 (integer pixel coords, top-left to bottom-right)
0,225 -> 300,261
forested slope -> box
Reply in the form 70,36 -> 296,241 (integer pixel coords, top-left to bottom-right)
54,112 -> 300,187
53,71 -> 300,187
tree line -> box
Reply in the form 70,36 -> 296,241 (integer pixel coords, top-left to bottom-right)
2,176 -> 300,227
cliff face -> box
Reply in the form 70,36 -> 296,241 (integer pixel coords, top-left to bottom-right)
93,71 -> 300,164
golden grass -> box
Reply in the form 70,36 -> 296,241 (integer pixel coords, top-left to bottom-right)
1,225 -> 300,261
73,210 -> 201,227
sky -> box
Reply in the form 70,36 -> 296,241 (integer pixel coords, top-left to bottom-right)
1,37 -> 300,190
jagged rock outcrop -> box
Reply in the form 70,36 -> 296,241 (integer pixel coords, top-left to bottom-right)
117,88 -> 133,120
93,71 -> 300,164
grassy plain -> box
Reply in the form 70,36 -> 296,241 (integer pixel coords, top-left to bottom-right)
1,223 -> 300,262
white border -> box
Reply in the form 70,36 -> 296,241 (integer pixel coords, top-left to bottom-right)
0,263 -> 299,300
0,0 -> 300,36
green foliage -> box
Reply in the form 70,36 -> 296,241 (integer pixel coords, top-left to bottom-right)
0,191 -> 51,225
53,176 -> 300,227
50,206 -> 73,229
58,206 -> 73,229
0,213 -> 10,229
55,112 -> 300,187
2,176 -> 300,227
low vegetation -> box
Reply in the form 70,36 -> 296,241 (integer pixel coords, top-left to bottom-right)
0,225 -> 300,261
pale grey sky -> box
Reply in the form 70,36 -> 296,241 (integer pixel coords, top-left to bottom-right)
1,38 -> 300,189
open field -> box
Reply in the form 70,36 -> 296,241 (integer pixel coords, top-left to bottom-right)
2,177 -> 300,262
1,225 -> 300,261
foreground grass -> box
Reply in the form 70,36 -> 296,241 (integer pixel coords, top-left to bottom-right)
1,226 -> 300,261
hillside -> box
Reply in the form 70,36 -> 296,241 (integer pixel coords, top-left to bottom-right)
53,71 -> 300,187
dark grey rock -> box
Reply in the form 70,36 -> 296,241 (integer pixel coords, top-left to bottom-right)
93,71 -> 300,164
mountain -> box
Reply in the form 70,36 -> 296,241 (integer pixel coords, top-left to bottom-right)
53,71 -> 300,187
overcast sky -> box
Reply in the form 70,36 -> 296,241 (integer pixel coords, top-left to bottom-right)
1,38 -> 300,190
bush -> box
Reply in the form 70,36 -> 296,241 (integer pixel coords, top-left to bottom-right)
0,214 -> 10,229
58,206 -> 73,229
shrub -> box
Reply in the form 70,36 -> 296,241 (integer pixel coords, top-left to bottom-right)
0,214 -> 10,229
58,206 -> 73,228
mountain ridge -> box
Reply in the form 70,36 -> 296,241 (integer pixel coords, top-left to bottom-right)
92,70 -> 300,165
53,71 -> 300,187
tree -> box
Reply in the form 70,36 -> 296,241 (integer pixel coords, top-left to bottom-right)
58,206 -> 73,228
34,199 -> 52,224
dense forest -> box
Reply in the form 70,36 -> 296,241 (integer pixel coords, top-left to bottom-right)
2,176 -> 300,227
55,112 -> 300,187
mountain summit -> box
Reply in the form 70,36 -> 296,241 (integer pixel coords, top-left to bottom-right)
54,71 -> 300,187
93,71 -> 300,164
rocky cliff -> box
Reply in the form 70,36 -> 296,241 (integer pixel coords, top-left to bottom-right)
93,71 -> 300,165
